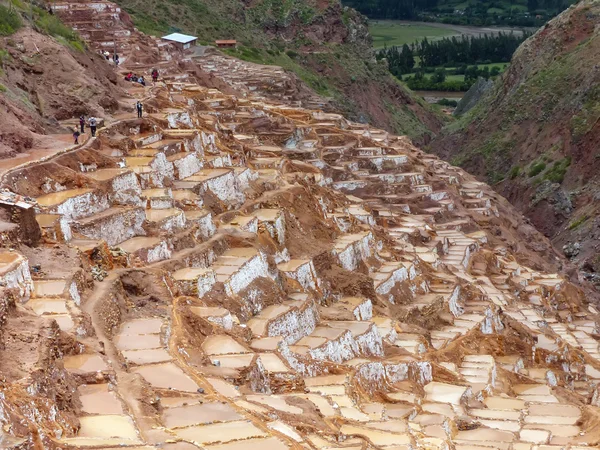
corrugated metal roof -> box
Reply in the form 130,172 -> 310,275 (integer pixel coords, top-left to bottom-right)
161,33 -> 198,44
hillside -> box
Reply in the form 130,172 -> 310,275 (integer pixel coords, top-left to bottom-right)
429,0 -> 600,286
0,5 -> 123,157
112,0 -> 445,143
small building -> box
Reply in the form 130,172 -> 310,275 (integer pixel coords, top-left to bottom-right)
215,40 -> 237,49
161,33 -> 198,51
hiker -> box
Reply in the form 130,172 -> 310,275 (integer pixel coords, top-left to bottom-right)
136,101 -> 143,119
138,76 -> 146,87
124,72 -> 133,81
88,117 -> 97,137
114,54 -> 120,66
79,115 -> 85,134
131,74 -> 139,82
103,50 -> 110,60
73,128 -> 80,145
151,68 -> 158,83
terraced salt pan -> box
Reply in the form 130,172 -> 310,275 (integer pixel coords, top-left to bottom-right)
64,354 -> 108,373
27,297 -> 68,315
246,395 -> 303,414
115,333 -> 162,351
424,382 -> 468,405
174,420 -> 268,444
77,384 -> 124,415
205,437 -> 289,450
202,335 -> 250,355
121,348 -> 172,365
132,362 -> 200,392
32,279 -> 67,297
60,415 -> 141,446
162,402 -> 242,428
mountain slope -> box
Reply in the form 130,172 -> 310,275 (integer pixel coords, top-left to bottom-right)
428,0 -> 600,283
113,0 -> 445,143
0,9 -> 123,157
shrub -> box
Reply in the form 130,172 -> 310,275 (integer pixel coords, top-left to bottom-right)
285,50 -> 298,59
544,157 -> 571,183
568,215 -> 589,230
437,98 -> 458,107
528,162 -> 546,177
0,84 -> 7,93
509,166 -> 521,179
0,5 -> 23,36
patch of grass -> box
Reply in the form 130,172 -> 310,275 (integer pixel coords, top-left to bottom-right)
0,5 -> 23,36
528,162 -> 546,177
568,215 -> 589,230
571,85 -> 600,141
34,11 -> 85,52
543,157 -> 571,183
369,21 -> 457,49
0,84 -> 7,93
509,166 -> 521,179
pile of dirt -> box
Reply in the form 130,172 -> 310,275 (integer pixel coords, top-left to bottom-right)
428,0 -> 600,287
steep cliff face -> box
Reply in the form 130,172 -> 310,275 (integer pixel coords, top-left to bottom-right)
429,0 -> 600,284
114,0 -> 445,143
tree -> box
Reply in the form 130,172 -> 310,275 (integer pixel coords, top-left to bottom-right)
431,68 -> 446,83
400,44 -> 415,72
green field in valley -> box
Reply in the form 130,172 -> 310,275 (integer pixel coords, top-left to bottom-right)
369,21 -> 458,49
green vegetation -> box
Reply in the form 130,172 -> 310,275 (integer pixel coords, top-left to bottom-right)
377,32 -> 521,91
437,98 -> 458,107
509,166 -> 521,179
369,22 -> 456,49
568,214 -> 589,230
401,64 -> 505,91
0,4 -> 23,36
34,10 -> 85,51
544,157 -> 571,183
528,161 -> 546,177
0,83 -> 7,93
344,0 -> 577,26
571,86 -> 600,141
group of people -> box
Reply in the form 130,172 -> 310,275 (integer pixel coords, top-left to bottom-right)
124,69 -> 159,86
124,72 -> 146,86
73,116 -> 98,144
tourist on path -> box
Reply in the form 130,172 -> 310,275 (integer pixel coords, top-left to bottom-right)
89,117 -> 97,137
136,101 -> 143,118
152,68 -> 159,83
73,128 -> 80,145
138,76 -> 146,86
79,115 -> 85,134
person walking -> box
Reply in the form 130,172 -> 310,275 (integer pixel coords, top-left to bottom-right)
79,115 -> 85,134
151,68 -> 158,83
73,127 -> 80,145
136,101 -> 143,119
89,117 -> 97,137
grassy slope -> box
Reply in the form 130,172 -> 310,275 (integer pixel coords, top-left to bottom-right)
115,0 -> 445,142
428,0 -> 600,260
